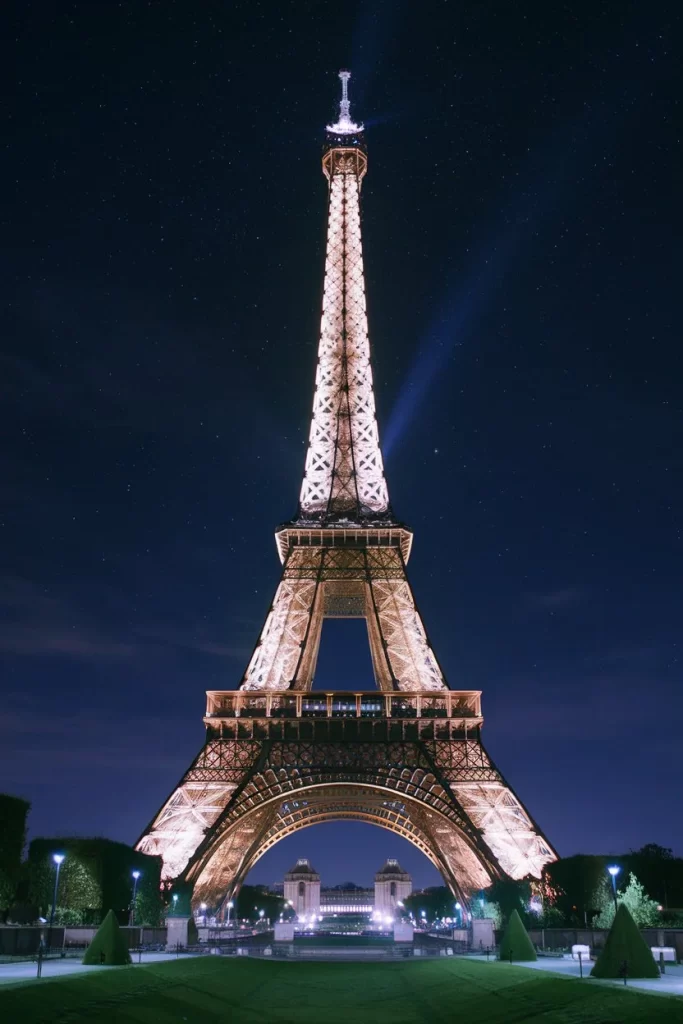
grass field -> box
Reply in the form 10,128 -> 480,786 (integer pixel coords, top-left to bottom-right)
1,955 -> 682,1023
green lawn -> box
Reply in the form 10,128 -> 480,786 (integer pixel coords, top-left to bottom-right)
1,956 -> 682,1023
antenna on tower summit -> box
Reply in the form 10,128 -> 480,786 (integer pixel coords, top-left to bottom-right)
326,68 -> 363,135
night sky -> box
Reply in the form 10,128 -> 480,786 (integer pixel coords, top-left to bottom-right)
3,2 -> 680,891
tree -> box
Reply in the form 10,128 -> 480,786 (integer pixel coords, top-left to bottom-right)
542,855 -> 606,925
403,887 -> 455,923
0,795 -> 30,914
626,844 -> 683,910
591,904 -> 659,979
488,878 -> 532,926
28,851 -> 100,924
538,905 -> 564,927
470,895 -> 501,929
135,870 -> 163,927
498,909 -> 536,962
234,884 -> 285,923
636,844 -> 673,861
27,837 -> 162,925
593,872 -> 660,929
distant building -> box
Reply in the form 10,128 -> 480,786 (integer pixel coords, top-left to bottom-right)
282,858 -> 412,919
284,858 -> 321,917
321,882 -> 374,915
374,859 -> 412,914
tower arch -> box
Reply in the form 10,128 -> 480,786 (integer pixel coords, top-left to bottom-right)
182,779 -> 501,911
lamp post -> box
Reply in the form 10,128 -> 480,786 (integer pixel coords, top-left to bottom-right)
130,870 -> 141,926
455,902 -> 462,927
259,909 -> 265,929
48,854 -> 65,951
608,866 -> 620,914
226,899 -> 234,930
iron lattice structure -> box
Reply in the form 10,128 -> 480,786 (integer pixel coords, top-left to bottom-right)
137,72 -> 556,909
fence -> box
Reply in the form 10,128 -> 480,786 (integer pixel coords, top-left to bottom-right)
0,925 -> 166,959
527,927 -> 683,959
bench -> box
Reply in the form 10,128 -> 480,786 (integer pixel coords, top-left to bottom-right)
651,946 -> 676,963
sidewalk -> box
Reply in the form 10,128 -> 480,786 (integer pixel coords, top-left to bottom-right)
473,953 -> 683,998
0,952 -> 198,987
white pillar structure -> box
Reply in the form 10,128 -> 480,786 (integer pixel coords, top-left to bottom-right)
283,858 -> 321,920
374,859 -> 412,915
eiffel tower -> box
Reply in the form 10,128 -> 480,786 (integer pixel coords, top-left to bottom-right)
137,71 -> 556,910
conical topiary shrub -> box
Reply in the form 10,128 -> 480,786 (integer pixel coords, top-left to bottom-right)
498,909 -> 537,962
82,909 -> 132,965
591,903 -> 659,979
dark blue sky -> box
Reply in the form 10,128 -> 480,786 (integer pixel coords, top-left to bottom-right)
2,1 -> 680,890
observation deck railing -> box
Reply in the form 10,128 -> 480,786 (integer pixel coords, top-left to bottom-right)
205,690 -> 482,723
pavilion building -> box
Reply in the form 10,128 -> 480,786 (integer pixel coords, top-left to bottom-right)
282,857 -> 412,920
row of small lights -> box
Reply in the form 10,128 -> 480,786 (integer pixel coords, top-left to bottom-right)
49,857 -> 661,928
188,868 -> 635,924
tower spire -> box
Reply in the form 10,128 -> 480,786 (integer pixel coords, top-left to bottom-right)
327,68 -> 363,136
297,70 -> 389,524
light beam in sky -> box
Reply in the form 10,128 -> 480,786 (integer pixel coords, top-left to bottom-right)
383,90 -> 627,459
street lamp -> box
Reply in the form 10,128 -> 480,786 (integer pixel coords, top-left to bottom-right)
130,870 -> 141,926
258,909 -> 265,930
607,866 -> 620,913
48,854 -> 65,950
226,899 -> 234,929
455,902 -> 462,927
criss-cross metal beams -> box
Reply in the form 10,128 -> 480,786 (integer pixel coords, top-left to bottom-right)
240,544 -> 447,691
137,720 -> 555,901
299,147 -> 389,520
135,94 -> 558,904
184,746 -> 501,909
135,740 -> 263,880
191,789 -> 489,909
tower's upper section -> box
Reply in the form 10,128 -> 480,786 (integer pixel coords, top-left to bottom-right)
295,71 -> 392,527
326,69 -> 363,136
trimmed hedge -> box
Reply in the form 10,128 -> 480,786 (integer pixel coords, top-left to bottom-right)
0,794 -> 30,912
82,909 -> 131,965
498,909 -> 537,962
591,904 -> 659,979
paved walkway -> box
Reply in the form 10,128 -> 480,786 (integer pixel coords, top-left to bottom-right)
476,954 -> 683,998
0,952 -> 198,987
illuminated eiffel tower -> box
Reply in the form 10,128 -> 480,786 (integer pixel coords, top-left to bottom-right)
137,71 -> 556,910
